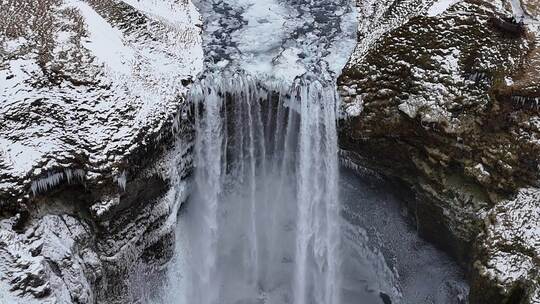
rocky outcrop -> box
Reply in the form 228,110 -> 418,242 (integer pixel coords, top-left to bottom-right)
339,0 -> 540,303
0,140 -> 192,303
472,188 -> 540,304
0,0 -> 202,207
0,0 -> 199,302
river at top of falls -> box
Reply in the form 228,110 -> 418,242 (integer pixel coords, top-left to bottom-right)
138,0 -> 469,303
191,0 -> 358,82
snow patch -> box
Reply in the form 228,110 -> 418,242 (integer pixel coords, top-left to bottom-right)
344,96 -> 364,117
0,139 -> 44,176
90,197 -> 120,218
398,101 -> 420,119
120,0 -> 200,28
509,0 -> 525,19
427,0 -> 461,17
70,0 -> 135,75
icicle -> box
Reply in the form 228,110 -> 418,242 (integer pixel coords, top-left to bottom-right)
511,95 -> 540,111
30,169 -> 86,196
116,171 -> 127,191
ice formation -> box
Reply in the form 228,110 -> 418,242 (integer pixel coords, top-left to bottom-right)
30,169 -> 86,196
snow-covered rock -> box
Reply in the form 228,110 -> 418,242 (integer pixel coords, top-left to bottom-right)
0,133 -> 192,303
0,214 -> 99,303
474,188 -> 540,303
0,0 -> 202,205
339,0 -> 540,303
0,0 -> 199,302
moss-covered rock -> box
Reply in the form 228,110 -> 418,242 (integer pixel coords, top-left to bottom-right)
339,0 -> 540,302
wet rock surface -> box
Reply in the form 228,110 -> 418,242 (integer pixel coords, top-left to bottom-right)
339,0 -> 540,303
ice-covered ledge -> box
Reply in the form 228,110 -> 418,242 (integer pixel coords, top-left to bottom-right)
0,0 -> 203,206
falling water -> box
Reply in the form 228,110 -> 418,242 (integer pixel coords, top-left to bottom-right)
183,73 -> 342,304
155,73 -> 470,304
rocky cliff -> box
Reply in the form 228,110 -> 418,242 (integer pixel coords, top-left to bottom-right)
338,0 -> 540,303
0,0 -> 198,302
1,0 -> 539,303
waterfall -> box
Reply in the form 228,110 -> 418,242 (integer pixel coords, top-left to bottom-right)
184,73 -> 342,304
294,80 -> 340,304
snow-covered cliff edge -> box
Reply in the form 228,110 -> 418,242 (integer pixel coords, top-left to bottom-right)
0,0 -> 201,207
339,0 -> 540,303
0,0 -> 200,302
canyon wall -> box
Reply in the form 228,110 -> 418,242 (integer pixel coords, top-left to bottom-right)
338,0 -> 540,303
1,0 -> 539,303
0,0 -> 198,302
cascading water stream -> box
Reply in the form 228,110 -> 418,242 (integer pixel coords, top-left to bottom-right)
152,2 -> 469,303
183,73 -> 342,304
294,80 -> 341,304
155,73 -> 469,304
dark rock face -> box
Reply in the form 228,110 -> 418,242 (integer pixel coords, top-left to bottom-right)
338,0 -> 540,303
0,138 -> 192,303
0,138 -> 193,303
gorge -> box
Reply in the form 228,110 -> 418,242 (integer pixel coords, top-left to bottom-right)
1,0 -> 539,304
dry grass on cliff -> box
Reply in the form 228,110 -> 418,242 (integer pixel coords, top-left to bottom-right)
512,0 -> 540,93
0,0 -> 94,80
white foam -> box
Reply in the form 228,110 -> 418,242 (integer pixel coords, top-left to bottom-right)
177,74 -> 342,304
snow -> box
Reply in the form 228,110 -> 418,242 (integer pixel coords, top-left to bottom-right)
120,0 -> 200,28
90,197 -> 120,217
484,251 -> 535,284
475,187 -> 540,297
0,0 -> 203,199
71,0 -> 135,76
427,0 -> 461,17
344,96 -> 364,117
474,164 -> 490,176
509,0 -> 525,19
350,0 -> 432,65
0,214 -> 100,303
196,0 -> 358,83
398,101 -> 420,119
505,77 -> 514,86
0,139 -> 44,177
